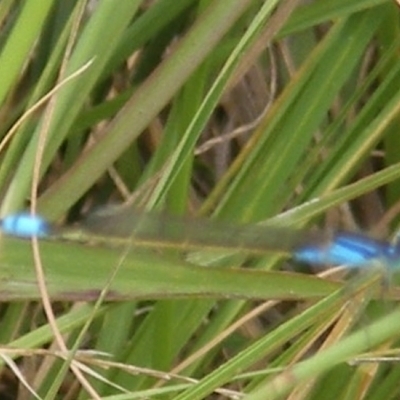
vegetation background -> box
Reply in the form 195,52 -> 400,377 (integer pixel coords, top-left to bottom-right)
1,0 -> 400,399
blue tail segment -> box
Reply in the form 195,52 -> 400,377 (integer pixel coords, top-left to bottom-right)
1,212 -> 400,269
0,213 -> 50,238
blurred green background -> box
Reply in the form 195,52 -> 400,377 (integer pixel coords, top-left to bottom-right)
1,0 -> 400,399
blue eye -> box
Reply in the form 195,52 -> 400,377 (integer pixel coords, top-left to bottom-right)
0,213 -> 50,238
293,231 -> 399,267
